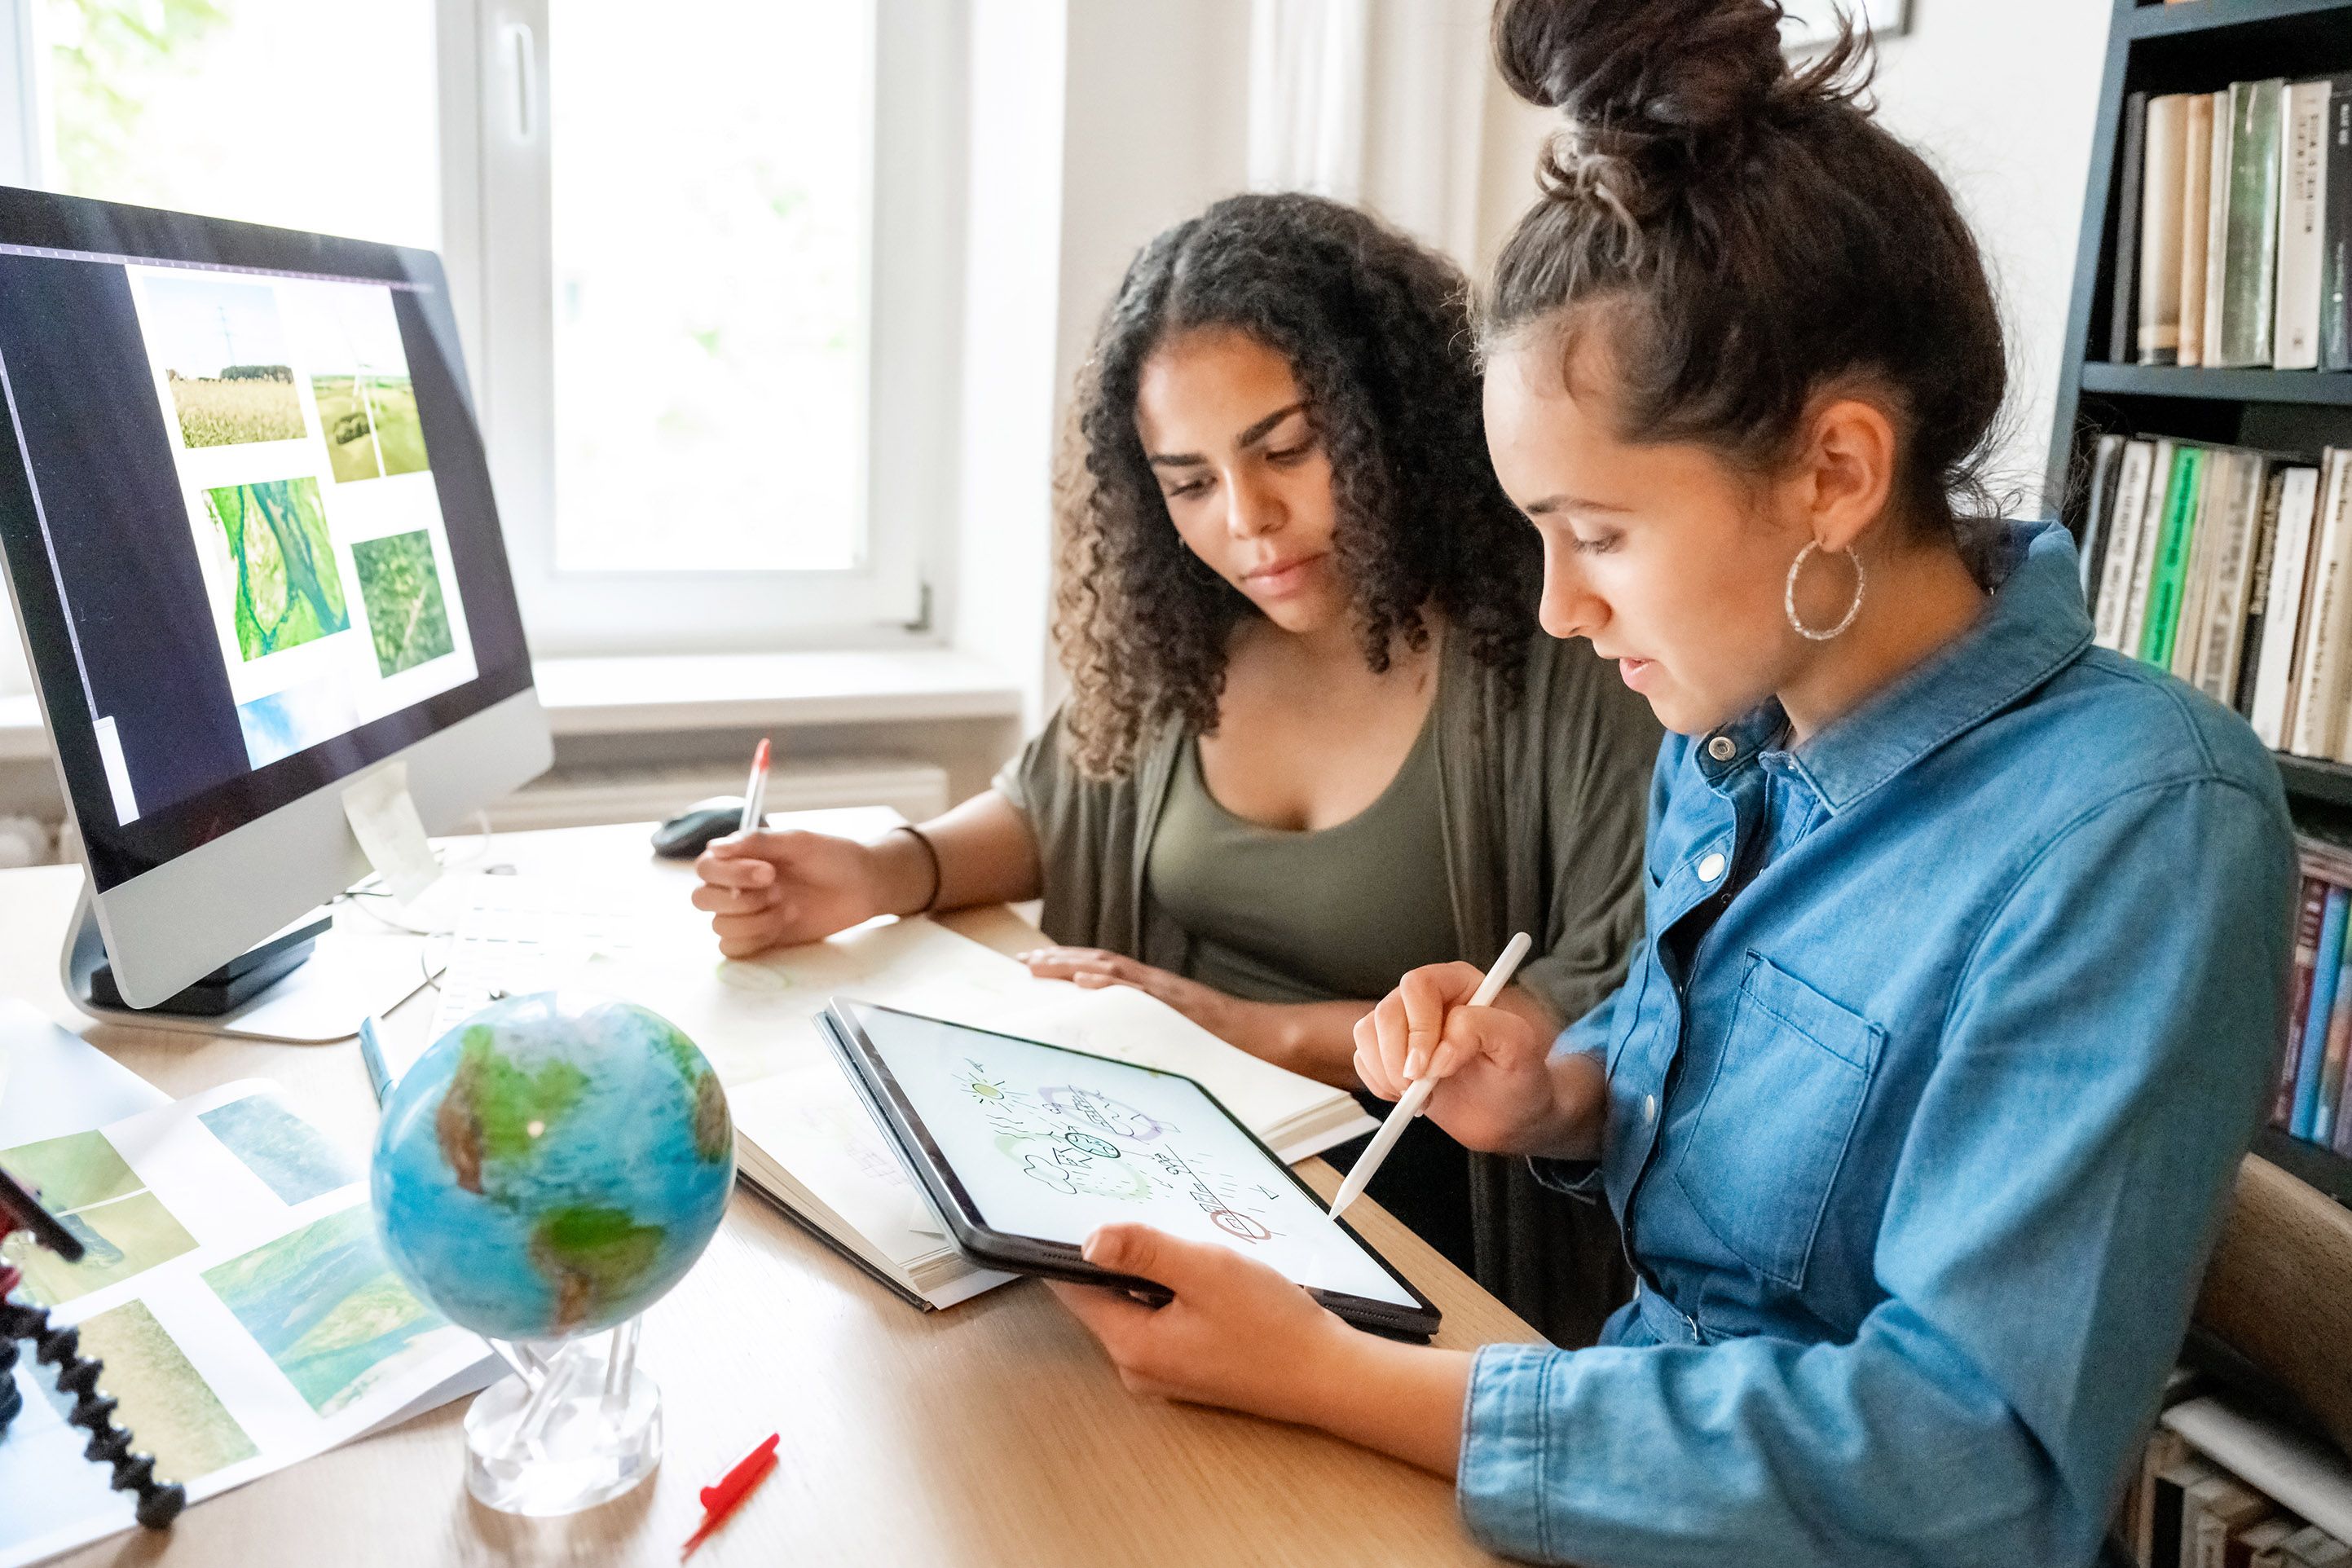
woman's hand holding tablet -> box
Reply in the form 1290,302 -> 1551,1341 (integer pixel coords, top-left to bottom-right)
820,1001 -> 1438,1337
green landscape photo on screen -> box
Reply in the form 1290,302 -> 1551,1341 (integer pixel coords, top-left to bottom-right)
351,529 -> 455,676
138,271 -> 306,447
314,373 -> 429,483
202,477 -> 350,661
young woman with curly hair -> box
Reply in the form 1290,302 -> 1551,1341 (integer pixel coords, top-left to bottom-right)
691,191 -> 1662,1342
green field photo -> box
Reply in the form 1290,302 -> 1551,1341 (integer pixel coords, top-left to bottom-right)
351,529 -> 455,676
202,477 -> 350,662
313,373 -> 429,483
170,368 -> 305,447
137,271 -> 306,447
72,1301 -> 258,1482
0,1130 -> 199,1306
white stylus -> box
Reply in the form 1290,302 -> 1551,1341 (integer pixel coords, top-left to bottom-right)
1327,931 -> 1533,1222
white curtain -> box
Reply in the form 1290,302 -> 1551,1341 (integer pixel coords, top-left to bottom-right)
1246,0 -> 1493,265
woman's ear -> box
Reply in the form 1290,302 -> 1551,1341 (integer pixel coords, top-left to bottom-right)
1797,394 -> 1898,554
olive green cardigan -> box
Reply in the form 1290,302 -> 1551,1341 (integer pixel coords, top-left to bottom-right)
993,628 -> 1663,1346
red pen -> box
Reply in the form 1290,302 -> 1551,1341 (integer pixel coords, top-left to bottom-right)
738,738 -> 772,836
680,1432 -> 779,1558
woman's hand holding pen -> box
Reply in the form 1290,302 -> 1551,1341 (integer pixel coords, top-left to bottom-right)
691,831 -> 911,956
1353,962 -> 1605,1162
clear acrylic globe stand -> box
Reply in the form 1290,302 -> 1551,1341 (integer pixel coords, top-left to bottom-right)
464,1316 -> 661,1515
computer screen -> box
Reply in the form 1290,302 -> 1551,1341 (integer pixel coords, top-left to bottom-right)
0,194 -> 532,894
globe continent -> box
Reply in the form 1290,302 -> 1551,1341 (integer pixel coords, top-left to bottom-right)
371,992 -> 733,1341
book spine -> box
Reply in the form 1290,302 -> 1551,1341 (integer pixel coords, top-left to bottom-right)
2219,80 -> 2285,368
2207,90 -> 2237,367
2122,438 -> 2178,656
2315,935 -> 2352,1143
2096,441 -> 2158,650
2141,95 -> 2190,365
2294,886 -> 2352,1138
2174,451 -> 2234,683
2288,451 -> 2352,757
2323,79 -> 2352,371
2182,92 -> 2215,368
2276,80 -> 2331,370
2235,468 -> 2289,715
2113,92 -> 2152,364
2338,1034 -> 2352,1152
2253,465 -> 2325,744
2079,433 -> 2125,601
2197,453 -> 2268,701
2140,445 -> 2206,667
2279,874 -> 2331,1126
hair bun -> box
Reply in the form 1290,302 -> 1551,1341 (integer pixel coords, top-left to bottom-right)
1495,0 -> 1837,222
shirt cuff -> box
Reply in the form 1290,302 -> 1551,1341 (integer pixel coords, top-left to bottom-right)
1457,1341 -> 1566,1561
1526,1154 -> 1604,1199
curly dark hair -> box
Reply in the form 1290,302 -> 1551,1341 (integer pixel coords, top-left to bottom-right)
1052,192 -> 1541,780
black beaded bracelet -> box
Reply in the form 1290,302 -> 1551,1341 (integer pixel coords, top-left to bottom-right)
891,824 -> 943,914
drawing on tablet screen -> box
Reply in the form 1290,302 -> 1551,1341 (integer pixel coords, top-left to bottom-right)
949,1056 -> 1284,1240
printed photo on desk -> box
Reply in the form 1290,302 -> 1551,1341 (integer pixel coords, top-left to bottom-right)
0,1081 -> 494,1568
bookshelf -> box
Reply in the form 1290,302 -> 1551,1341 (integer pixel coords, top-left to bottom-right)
2049,0 -> 2352,1210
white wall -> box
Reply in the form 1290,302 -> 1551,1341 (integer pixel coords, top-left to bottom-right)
1867,0 -> 2110,514
1470,1 -> 2115,517
950,0 -> 1255,725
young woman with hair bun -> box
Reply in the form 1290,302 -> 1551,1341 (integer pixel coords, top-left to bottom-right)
1046,6 -> 2293,1565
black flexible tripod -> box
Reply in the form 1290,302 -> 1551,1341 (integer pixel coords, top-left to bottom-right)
0,1159 -> 185,1529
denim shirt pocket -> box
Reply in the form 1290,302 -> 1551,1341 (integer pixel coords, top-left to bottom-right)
1669,951 -> 1884,1291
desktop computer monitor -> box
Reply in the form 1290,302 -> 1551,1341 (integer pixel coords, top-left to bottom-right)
0,186 -> 551,1018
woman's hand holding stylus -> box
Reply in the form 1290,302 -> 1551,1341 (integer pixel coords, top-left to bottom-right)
1353,962 -> 1605,1162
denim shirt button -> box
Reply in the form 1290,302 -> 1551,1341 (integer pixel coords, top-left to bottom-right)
1707,734 -> 1737,762
1698,852 -> 1726,883
1643,1094 -> 1658,1123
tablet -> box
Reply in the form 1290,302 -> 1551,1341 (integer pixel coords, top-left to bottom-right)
820,999 -> 1441,1341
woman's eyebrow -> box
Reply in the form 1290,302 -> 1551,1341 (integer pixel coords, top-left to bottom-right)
1523,493 -> 1634,517
1146,402 -> 1307,468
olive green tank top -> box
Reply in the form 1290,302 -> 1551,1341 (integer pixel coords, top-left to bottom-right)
1146,715 -> 1462,1005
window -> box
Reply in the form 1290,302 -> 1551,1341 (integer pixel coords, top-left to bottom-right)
464,0 -> 959,656
0,0 -> 963,671
38,0 -> 439,248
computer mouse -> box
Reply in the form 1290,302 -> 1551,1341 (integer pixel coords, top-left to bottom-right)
651,797 -> 751,859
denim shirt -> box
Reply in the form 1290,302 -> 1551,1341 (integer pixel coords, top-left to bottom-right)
1456,522 -> 2295,1568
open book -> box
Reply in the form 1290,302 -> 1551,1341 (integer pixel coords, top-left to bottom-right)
614,914 -> 1376,1310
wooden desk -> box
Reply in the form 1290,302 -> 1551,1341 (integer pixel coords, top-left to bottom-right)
1,822 -> 1540,1566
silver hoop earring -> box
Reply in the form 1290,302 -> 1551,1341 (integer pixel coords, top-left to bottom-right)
1785,541 -> 1865,641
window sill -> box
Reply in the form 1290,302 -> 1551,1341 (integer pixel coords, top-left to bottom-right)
0,648 -> 1024,761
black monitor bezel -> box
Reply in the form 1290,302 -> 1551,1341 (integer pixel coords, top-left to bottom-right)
0,185 -> 534,892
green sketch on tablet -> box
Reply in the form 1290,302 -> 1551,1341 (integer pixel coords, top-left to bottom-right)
855,1006 -> 1416,1308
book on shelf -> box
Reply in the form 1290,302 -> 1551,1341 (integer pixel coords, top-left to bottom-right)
2116,90 -> 2152,365
2082,433 -> 2127,600
2143,93 -> 2191,366
2279,80 -> 2334,370
2274,839 -> 2352,1161
2112,73 -> 2352,375
2209,87 -> 2238,367
2326,82 -> 2352,372
2288,452 -> 2352,760
2122,1387 -> 2352,1567
2085,442 -> 2352,751
2220,79 -> 2286,369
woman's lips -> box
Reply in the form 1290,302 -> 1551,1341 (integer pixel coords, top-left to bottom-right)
1243,553 -> 1326,598
1619,657 -> 1655,690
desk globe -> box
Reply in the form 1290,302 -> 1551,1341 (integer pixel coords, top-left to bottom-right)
371,992 -> 733,1515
